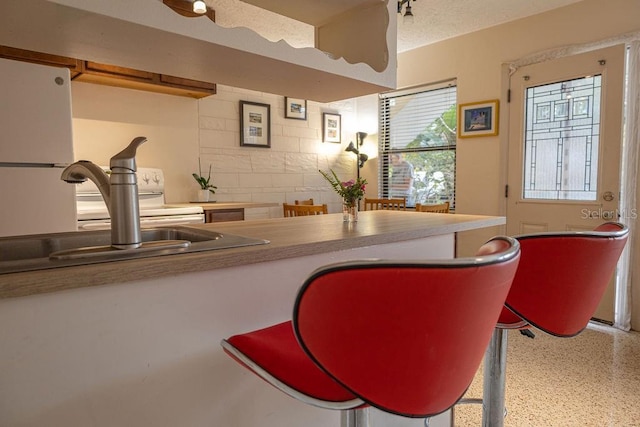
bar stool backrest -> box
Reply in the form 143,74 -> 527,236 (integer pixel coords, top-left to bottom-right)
504,222 -> 629,337
292,236 -> 521,418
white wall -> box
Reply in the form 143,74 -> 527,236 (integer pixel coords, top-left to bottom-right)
195,85 -> 360,216
72,82 -> 200,202
390,0 -> 640,328
71,83 -> 364,216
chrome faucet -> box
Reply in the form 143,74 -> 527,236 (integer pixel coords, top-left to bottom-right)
62,136 -> 147,249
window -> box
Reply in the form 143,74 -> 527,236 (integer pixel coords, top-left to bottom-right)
379,81 -> 457,208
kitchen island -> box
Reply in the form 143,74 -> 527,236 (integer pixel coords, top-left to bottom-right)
0,211 -> 504,427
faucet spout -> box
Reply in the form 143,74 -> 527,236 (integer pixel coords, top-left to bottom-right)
61,136 -> 148,250
110,136 -> 147,171
61,161 -> 112,216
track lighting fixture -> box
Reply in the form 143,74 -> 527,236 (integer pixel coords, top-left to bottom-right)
397,0 -> 415,23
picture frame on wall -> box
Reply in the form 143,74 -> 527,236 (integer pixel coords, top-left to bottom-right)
322,112 -> 341,143
240,101 -> 271,148
284,97 -> 307,120
458,99 -> 499,138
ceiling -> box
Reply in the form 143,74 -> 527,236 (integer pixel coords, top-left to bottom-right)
206,0 -> 584,53
395,0 -> 584,52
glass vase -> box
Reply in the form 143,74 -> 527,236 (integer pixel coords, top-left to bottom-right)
342,200 -> 359,223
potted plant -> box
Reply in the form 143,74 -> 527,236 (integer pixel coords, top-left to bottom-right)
193,159 -> 217,202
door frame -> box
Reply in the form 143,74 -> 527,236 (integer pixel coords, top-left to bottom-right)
500,44 -> 632,329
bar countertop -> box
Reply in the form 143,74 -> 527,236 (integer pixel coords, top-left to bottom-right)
0,211 -> 505,299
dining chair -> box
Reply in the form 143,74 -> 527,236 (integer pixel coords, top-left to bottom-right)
363,197 -> 406,211
415,202 -> 450,213
221,235 -> 521,426
283,203 -> 328,217
478,222 -> 629,427
295,198 -> 314,205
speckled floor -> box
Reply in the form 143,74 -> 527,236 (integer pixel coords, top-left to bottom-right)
453,323 -> 640,426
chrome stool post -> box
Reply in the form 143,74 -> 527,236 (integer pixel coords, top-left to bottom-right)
482,328 -> 508,427
342,408 -> 370,427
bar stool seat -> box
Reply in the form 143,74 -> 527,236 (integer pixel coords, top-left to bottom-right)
480,222 -> 629,426
222,236 -> 521,425
224,321 -> 362,407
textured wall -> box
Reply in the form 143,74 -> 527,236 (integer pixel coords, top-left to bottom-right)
72,82 -> 365,218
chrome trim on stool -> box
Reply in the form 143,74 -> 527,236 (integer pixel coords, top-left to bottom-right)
221,339 -> 365,411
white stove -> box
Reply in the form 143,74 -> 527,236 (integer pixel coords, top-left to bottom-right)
75,167 -> 204,231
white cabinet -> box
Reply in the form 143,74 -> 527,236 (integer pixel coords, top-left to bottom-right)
0,58 -> 77,236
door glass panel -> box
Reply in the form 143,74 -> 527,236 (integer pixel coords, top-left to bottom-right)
523,75 -> 601,200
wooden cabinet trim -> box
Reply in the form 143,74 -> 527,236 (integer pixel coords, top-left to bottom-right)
1,45 -> 216,98
160,74 -> 216,91
82,61 -> 155,81
0,45 -> 80,71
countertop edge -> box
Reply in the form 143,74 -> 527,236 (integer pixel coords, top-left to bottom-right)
0,212 -> 505,299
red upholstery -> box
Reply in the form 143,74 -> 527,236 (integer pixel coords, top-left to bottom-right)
222,236 -> 520,419
479,223 -> 629,426
499,222 -> 628,336
292,238 -> 520,418
224,321 -> 357,403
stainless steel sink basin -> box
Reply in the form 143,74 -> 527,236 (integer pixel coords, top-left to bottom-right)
0,226 -> 269,274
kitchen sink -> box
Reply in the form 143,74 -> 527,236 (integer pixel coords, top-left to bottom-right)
0,226 -> 269,274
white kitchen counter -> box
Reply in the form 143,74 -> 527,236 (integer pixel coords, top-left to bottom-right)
0,212 -> 504,427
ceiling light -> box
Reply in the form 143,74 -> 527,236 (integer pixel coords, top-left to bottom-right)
193,0 -> 207,14
397,0 -> 415,23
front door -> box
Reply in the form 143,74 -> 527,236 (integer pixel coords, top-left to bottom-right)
506,45 -> 626,323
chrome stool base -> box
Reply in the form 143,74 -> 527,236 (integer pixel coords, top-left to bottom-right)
342,408 -> 369,427
482,328 -> 509,427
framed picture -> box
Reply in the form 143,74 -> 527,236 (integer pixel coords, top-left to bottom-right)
322,112 -> 341,143
240,101 -> 271,148
284,97 -> 307,120
458,99 -> 499,138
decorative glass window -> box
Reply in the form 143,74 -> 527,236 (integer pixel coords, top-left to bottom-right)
523,75 -> 602,201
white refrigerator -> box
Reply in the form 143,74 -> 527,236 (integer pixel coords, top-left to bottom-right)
0,58 -> 77,237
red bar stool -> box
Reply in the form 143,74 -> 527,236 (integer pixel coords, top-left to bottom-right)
221,236 -> 521,426
481,222 -> 629,426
